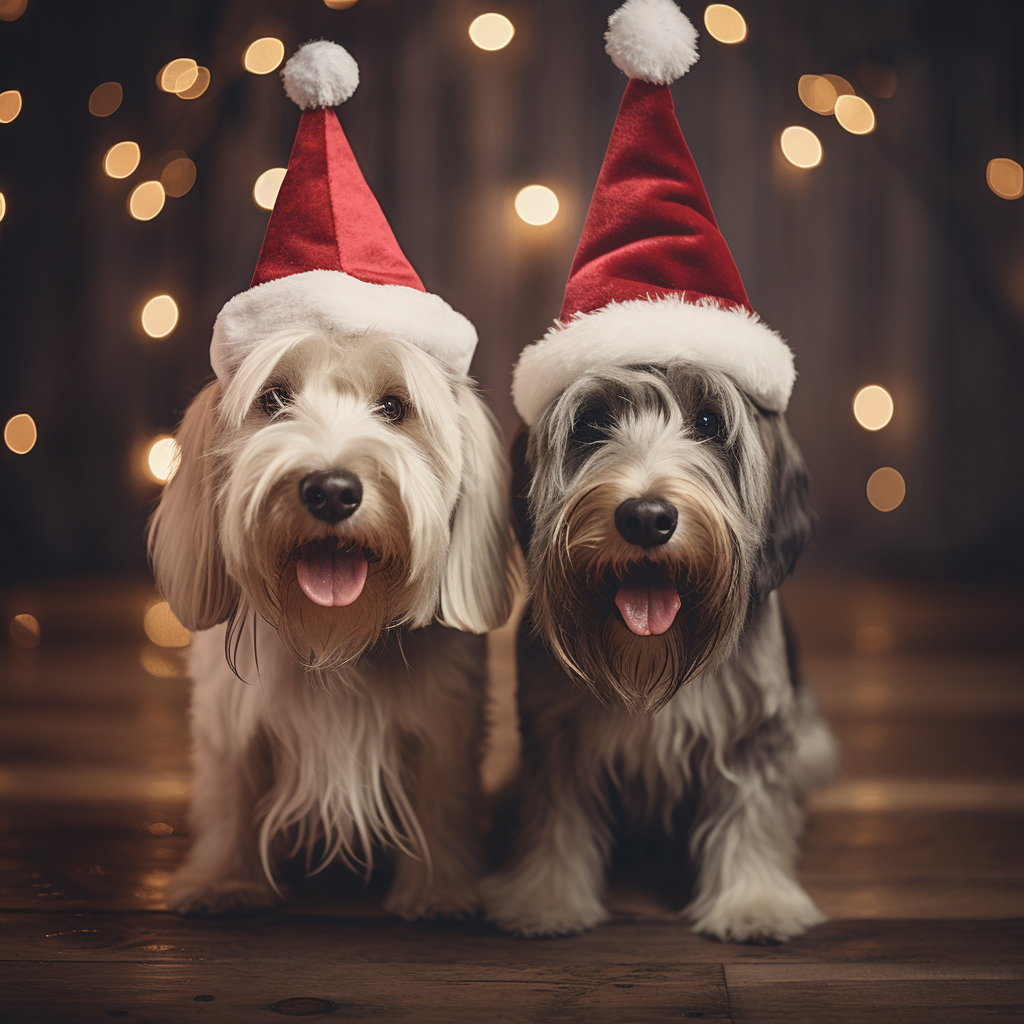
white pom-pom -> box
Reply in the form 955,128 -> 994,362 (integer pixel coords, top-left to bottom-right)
605,0 -> 698,85
281,40 -> 359,110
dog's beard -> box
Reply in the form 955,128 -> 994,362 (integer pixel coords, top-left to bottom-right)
532,482 -> 747,713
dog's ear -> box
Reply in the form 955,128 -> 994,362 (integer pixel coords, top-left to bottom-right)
509,425 -> 534,555
439,384 -> 517,633
749,411 -> 814,605
147,381 -> 238,630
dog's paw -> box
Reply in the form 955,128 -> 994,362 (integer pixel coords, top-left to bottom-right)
382,883 -> 480,922
165,874 -> 281,918
480,871 -> 610,937
688,879 -> 825,944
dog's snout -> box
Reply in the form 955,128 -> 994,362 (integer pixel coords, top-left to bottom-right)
614,496 -> 678,548
300,471 -> 363,523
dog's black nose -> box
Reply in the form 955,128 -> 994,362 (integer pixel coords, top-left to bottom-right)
615,496 -> 678,548
299,471 -> 363,523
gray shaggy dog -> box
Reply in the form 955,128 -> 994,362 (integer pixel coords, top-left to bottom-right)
482,362 -> 839,943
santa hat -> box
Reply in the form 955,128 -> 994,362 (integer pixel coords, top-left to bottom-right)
511,0 -> 795,426
210,41 -> 477,382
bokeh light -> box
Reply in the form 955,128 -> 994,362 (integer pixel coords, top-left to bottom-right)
821,74 -> 855,98
514,185 -> 559,225
177,67 -> 210,100
0,89 -> 22,124
128,181 -> 166,221
987,158 -> 1024,200
143,600 -> 190,648
144,435 -> 181,484
469,13 -> 516,51
4,413 -> 37,454
160,156 -> 196,197
88,82 -> 123,117
857,61 -> 898,99
703,4 -> 747,44
866,467 -> 906,512
103,141 -> 141,179
148,822 -> 175,835
779,126 -> 822,169
244,38 -> 285,75
797,75 -> 837,115
324,0 -> 359,7
139,645 -> 184,678
853,385 -> 894,431
253,167 -> 287,210
0,0 -> 27,21
157,58 -> 199,94
834,94 -> 875,135
141,295 -> 179,339
0,191 -> 6,223
9,613 -> 40,649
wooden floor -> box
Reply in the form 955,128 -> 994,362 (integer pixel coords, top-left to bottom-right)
0,577 -> 1021,1023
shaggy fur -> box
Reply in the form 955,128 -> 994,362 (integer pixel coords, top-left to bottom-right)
149,329 -> 515,918
483,362 -> 838,942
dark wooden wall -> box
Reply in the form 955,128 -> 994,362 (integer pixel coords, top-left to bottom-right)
1,0 -> 1022,581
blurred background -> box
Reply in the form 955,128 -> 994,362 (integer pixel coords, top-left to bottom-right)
1,0 -> 1023,585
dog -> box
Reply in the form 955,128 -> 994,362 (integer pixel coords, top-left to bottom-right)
482,360 -> 838,942
148,327 -> 514,919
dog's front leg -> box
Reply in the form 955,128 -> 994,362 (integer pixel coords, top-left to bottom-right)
685,721 -> 825,943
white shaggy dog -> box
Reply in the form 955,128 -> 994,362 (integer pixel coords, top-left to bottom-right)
149,328 -> 514,919
482,362 -> 838,942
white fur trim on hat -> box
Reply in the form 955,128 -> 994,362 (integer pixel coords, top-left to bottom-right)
605,0 -> 698,85
210,270 -> 478,381
511,296 -> 796,425
282,40 -> 359,110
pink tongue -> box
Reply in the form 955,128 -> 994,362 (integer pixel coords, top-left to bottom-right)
615,584 -> 681,637
296,544 -> 368,607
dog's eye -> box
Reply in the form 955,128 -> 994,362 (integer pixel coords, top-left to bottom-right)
570,406 -> 614,447
258,386 -> 291,417
695,408 -> 721,439
377,395 -> 406,423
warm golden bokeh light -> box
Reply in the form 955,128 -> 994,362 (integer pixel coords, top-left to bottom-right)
88,82 -> 123,117
148,822 -> 175,835
160,156 -> 196,197
253,167 -> 287,210
0,191 -> 6,223
779,126 -> 822,169
157,58 -> 199,94
821,74 -> 855,98
834,94 -> 875,135
514,184 -> 559,225
703,4 -> 747,44
797,75 -> 837,115
857,61 -> 898,99
0,0 -> 27,21
854,623 -> 896,655
324,0 -> 359,7
139,644 -> 184,678
143,600 -> 190,648
244,37 -> 285,75
469,13 -> 516,51
103,140 -> 141,179
128,181 -> 166,221
4,413 -> 37,454
176,66 -> 210,100
853,385 -> 894,431
141,295 -> 179,339
866,467 -> 906,512
9,613 -> 40,649
0,90 -> 22,124
987,158 -> 1024,200
144,435 -> 181,484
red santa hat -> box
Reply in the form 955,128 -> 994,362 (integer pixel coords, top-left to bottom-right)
511,0 -> 795,426
210,41 -> 477,382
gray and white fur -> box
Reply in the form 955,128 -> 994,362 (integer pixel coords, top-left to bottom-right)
482,362 -> 838,942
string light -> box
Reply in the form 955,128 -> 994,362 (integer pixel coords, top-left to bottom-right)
821,74 -> 855,98
515,185 -> 559,225
797,75 -> 837,115
4,413 -> 36,454
853,385 -> 893,431
177,67 -> 210,100
144,435 -> 181,483
128,181 -> 166,221
0,90 -> 22,124
324,0 -> 359,7
469,13 -> 515,51
143,600 -> 190,647
88,82 -> 122,117
834,94 -> 875,135
141,295 -> 179,339
866,467 -> 905,512
779,126 -> 822,169
160,156 -> 196,197
243,38 -> 285,75
9,613 -> 40,649
703,4 -> 747,44
0,0 -> 27,21
0,191 -> 6,223
987,158 -> 1024,200
103,141 -> 141,179
253,167 -> 287,210
157,58 -> 199,94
